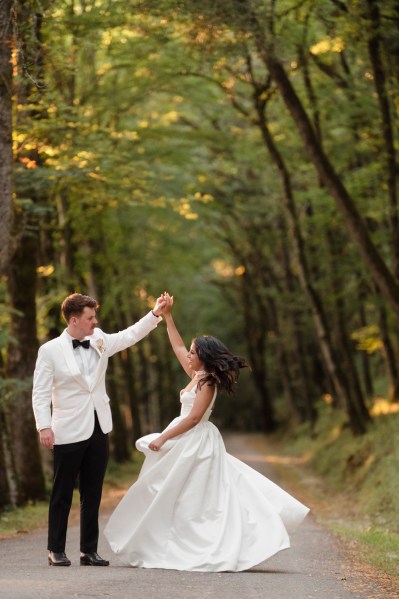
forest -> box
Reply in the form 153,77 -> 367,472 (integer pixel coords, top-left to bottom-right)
0,0 -> 398,509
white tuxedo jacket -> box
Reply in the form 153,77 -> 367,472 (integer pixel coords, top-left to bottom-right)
32,311 -> 160,445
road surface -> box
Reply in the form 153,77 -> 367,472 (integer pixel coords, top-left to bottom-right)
0,434 -> 396,599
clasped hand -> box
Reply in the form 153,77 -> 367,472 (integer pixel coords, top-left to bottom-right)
153,292 -> 173,316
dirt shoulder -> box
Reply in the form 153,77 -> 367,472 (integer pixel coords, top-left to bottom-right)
239,432 -> 399,597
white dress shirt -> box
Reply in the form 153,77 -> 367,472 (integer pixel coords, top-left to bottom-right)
66,332 -> 99,388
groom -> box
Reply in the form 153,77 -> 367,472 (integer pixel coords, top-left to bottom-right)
32,292 -> 166,567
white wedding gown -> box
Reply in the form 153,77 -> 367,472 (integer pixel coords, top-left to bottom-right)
104,384 -> 309,572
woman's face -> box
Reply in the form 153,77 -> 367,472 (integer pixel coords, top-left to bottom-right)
187,342 -> 205,372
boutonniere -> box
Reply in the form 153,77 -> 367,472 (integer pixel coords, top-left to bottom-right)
96,338 -> 105,354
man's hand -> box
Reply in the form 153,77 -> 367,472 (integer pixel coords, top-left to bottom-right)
39,428 -> 55,449
152,293 -> 169,317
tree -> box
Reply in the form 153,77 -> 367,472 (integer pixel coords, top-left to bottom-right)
0,0 -> 13,273
5,0 -> 47,504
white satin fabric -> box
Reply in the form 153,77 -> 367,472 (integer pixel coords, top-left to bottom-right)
104,385 -> 309,572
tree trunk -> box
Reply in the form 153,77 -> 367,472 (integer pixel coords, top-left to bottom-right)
6,234 -> 46,503
119,351 -> 143,443
107,359 -> 129,462
261,52 -> 399,319
376,294 -> 399,402
55,190 -> 76,283
365,0 -> 399,276
388,3 -> 399,85
358,290 -> 374,398
326,231 -> 370,425
267,294 -> 306,424
239,272 -> 276,432
0,0 -> 13,273
4,0 -> 49,504
163,332 -> 177,426
279,225 -> 317,425
259,239 -> 316,424
150,331 -> 175,429
276,346 -> 300,421
0,408 -> 13,507
254,96 -> 368,434
224,236 -> 277,432
137,343 -> 155,433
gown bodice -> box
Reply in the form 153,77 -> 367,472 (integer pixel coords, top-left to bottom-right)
179,383 -> 217,421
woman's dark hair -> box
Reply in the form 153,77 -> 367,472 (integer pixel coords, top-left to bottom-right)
193,336 -> 247,394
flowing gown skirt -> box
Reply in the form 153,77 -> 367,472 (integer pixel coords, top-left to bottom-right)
104,418 -> 309,572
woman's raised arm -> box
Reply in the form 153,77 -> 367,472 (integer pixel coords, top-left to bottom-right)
162,295 -> 192,377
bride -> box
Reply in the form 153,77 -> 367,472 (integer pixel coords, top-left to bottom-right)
104,293 -> 309,572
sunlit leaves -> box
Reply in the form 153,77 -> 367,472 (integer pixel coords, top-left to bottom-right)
351,325 -> 383,354
310,37 -> 345,55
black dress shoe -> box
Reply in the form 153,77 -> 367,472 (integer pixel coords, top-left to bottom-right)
48,551 -> 71,566
80,552 -> 109,566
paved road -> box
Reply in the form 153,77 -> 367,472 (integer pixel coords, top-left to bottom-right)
0,434 -> 396,599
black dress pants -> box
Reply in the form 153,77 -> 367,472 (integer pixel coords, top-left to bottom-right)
47,413 -> 109,553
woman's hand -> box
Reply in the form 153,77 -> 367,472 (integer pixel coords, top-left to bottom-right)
162,293 -> 174,316
149,436 -> 165,452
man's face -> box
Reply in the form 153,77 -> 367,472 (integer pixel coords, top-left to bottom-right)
71,307 -> 98,338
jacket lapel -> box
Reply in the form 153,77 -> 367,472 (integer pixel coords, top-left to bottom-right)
89,334 -> 106,390
89,336 -> 103,358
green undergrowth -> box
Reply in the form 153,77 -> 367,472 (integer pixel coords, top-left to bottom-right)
272,403 -> 399,578
331,524 -> 399,578
0,501 -> 49,538
104,450 -> 144,488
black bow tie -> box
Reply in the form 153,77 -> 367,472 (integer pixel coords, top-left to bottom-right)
72,339 -> 90,349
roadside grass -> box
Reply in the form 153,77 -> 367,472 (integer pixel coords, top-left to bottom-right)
0,451 -> 143,540
0,501 -> 49,539
330,525 -> 399,578
259,401 -> 399,580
